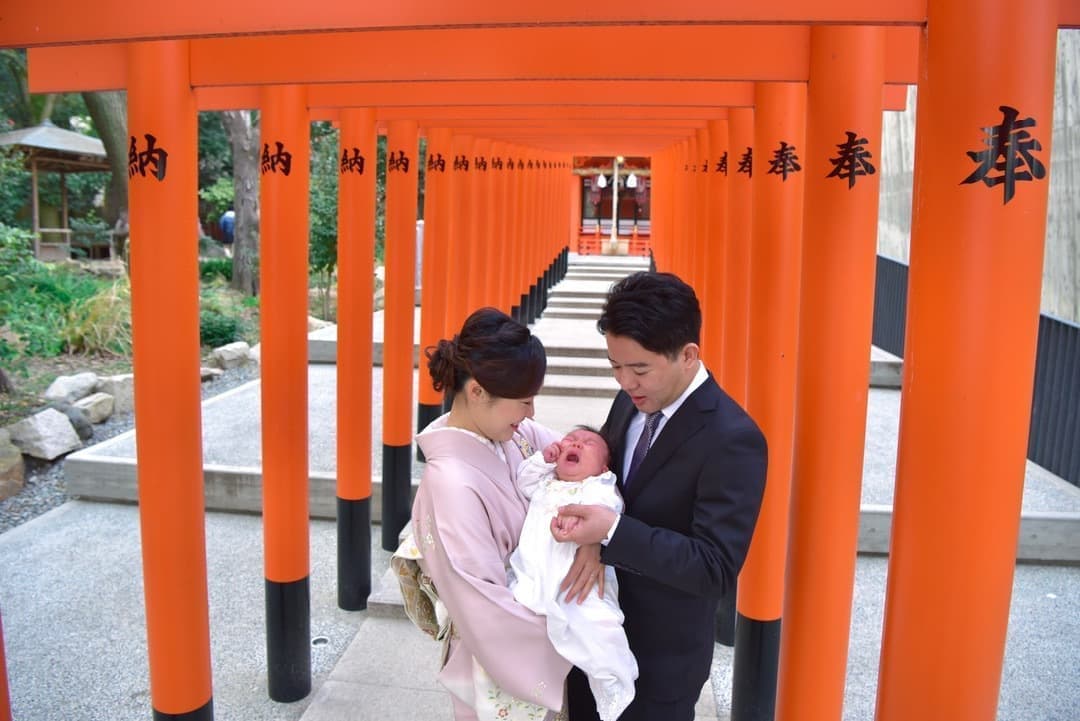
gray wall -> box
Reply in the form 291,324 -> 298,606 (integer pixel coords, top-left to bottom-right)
876,29 -> 1080,324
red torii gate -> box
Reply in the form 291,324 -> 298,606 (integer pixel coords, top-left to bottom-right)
0,2 -> 1072,721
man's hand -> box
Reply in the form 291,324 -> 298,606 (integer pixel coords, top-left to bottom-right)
542,441 -> 562,464
550,503 -> 617,546
558,543 -> 604,605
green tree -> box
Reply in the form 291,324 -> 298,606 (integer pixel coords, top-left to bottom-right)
221,110 -> 259,295
81,91 -> 127,237
309,120 -> 339,318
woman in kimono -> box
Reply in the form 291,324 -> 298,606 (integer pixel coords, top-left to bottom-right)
410,307 -> 603,720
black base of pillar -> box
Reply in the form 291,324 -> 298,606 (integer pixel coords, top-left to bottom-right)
266,577 -> 311,703
153,699 -> 213,721
731,614 -> 781,721
337,497 -> 371,611
715,580 -> 738,646
520,294 -> 531,325
416,403 -> 442,462
382,444 -> 412,551
510,305 -> 522,324
531,282 -> 542,322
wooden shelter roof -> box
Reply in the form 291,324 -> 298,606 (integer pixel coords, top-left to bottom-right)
0,119 -> 109,173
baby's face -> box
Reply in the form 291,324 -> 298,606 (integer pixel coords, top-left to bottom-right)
554,429 -> 609,482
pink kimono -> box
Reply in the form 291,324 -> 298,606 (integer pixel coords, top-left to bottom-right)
412,414 -> 570,720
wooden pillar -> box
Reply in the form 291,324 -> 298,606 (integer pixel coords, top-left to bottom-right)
259,83 -> 311,702
569,173 -> 583,259
336,107 -> 376,611
30,159 -> 40,257
525,149 -> 538,321
509,148 -> 529,322
776,26 -> 885,721
418,127 -> 453,425
446,133 -> 474,334
476,139 -> 500,309
127,40 -> 213,721
735,80 -> 807,721
461,136 -> 485,313
722,107 -> 755,406
705,117 -> 731,369
694,127 -> 711,300
672,142 -> 690,278
490,141 -> 512,312
381,119 -> 419,551
652,149 -> 674,271
876,2 -> 1058,719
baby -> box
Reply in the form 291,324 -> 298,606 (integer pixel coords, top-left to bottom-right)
507,427 -> 638,721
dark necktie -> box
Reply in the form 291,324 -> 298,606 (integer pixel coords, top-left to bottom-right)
625,411 -> 663,489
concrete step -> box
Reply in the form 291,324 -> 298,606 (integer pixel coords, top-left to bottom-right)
561,268 -> 630,280
539,373 -> 620,398
546,355 -> 616,376
63,367 -> 1080,564
545,296 -> 606,309
541,307 -> 602,321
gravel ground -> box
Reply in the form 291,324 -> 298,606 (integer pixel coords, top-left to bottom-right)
0,364 -> 261,535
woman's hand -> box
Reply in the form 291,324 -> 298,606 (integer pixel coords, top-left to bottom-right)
558,542 -> 604,605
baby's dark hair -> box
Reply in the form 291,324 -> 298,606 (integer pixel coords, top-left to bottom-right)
573,424 -> 612,466
426,307 -> 547,399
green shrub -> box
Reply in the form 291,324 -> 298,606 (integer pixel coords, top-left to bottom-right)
0,225 -> 120,359
63,278 -> 131,355
198,176 -> 235,222
199,308 -> 240,348
200,257 -> 233,282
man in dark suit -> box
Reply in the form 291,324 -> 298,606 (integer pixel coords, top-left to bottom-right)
552,271 -> 767,721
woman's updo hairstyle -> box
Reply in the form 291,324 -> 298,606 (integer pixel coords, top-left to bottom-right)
425,307 -> 547,399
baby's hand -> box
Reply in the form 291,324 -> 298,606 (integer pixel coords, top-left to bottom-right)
550,513 -> 581,536
542,441 -> 562,464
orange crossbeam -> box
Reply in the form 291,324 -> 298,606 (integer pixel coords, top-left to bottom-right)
195,81 -> 759,112
28,27 -> 920,92
1,1 -> 937,49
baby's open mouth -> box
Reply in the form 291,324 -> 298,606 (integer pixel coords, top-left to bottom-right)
566,452 -> 580,463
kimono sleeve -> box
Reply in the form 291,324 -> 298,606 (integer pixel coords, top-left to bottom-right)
417,462 -> 570,710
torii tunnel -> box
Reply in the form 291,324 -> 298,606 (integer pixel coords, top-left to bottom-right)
2,1 -> 1078,720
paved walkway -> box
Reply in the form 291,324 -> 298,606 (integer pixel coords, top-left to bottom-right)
1,254 -> 1078,720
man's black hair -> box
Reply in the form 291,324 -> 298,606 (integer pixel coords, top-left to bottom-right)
597,271 -> 702,358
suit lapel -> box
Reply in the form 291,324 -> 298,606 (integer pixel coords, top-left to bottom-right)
604,392 -> 638,491
624,378 -> 721,502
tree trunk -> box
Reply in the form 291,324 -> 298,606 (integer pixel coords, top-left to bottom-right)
82,91 -> 129,256
221,110 -> 260,296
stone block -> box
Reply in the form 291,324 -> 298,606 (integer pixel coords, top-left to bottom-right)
96,374 -> 135,415
210,341 -> 252,370
73,392 -> 115,423
7,408 -> 82,460
0,429 -> 24,500
42,372 -> 99,403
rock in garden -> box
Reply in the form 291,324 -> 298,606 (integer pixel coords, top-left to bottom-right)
200,367 -> 224,381
73,392 -> 115,424
97,373 -> 135,415
42,372 -> 99,404
7,408 -> 82,460
47,402 -> 94,441
0,429 -> 25,501
211,341 -> 252,370
308,315 -> 332,331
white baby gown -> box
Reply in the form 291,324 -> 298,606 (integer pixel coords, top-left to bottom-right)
508,452 -> 639,721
